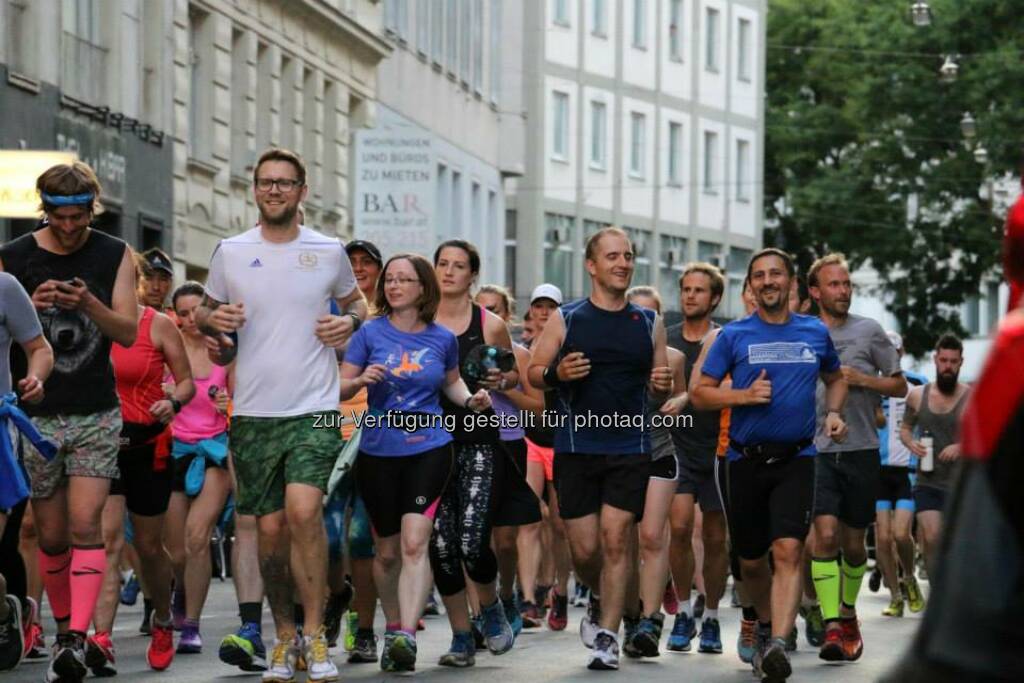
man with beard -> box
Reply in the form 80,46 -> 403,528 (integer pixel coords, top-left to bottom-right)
899,334 -> 969,576
528,228 -> 671,670
663,262 -> 729,654
198,148 -> 366,683
691,248 -> 848,683
807,253 -> 906,663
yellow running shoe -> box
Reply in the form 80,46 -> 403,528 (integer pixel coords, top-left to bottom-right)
904,576 -> 926,613
882,595 -> 904,617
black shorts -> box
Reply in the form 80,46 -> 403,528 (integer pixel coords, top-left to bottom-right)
109,444 -> 173,517
717,455 -> 815,560
914,485 -> 947,513
813,449 -> 881,529
876,465 -> 914,511
356,444 -> 454,538
676,459 -> 724,512
649,455 -> 679,481
493,439 -> 542,527
553,452 -> 649,521
171,452 -> 229,494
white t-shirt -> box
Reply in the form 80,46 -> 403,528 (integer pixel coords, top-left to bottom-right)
205,226 -> 358,417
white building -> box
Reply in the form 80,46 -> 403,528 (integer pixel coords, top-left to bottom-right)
506,0 -> 767,314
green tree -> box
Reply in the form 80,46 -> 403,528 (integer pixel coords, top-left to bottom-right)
765,0 -> 1024,356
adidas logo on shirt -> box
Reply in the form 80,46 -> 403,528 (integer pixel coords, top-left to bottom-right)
249,258 -> 263,268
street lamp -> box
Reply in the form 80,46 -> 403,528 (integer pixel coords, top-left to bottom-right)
939,55 -> 959,83
911,1 -> 933,27
973,146 -> 989,165
960,112 -> 977,139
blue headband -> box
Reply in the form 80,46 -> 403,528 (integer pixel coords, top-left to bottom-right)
41,192 -> 94,207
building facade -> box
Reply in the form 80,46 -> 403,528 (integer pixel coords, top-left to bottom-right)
172,0 -> 389,281
0,0 -> 174,249
507,0 -> 766,314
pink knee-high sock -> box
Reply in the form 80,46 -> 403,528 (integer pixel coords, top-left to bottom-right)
69,545 -> 106,633
38,547 -> 72,624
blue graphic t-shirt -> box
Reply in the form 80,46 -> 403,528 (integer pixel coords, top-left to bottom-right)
344,317 -> 459,457
701,313 -> 840,462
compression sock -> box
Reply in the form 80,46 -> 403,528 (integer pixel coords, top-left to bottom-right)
811,557 -> 841,622
69,545 -> 106,633
239,602 -> 263,628
841,557 -> 868,613
38,547 -> 72,624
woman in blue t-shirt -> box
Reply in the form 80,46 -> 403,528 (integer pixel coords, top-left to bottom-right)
340,253 -> 490,672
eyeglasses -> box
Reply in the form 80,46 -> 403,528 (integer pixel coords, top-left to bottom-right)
384,277 -> 421,287
255,178 -> 302,192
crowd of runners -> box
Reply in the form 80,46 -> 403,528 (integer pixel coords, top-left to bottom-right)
0,149 -> 975,683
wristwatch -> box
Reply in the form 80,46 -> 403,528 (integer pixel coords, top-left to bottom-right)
346,312 -> 362,331
463,395 -> 474,409
169,398 -> 183,414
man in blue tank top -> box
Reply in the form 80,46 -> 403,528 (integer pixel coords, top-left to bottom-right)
528,227 -> 671,671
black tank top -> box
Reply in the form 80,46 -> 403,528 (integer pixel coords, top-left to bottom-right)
1,229 -> 125,416
440,303 -> 500,443
666,322 -> 722,460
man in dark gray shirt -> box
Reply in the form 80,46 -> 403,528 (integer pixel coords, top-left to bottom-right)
807,254 -> 907,664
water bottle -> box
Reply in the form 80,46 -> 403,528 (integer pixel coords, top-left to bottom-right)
919,429 -> 935,473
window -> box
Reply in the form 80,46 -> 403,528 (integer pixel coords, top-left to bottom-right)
703,130 -> 718,193
323,80 -> 340,209
7,0 -> 32,77
230,30 -> 249,177
255,42 -> 272,157
630,112 -> 646,178
738,18 -> 752,81
668,122 -> 682,186
986,282 -> 1002,332
705,7 -> 719,72
384,0 -> 408,40
490,0 -> 502,103
471,182 -> 482,245
460,0 -> 471,83
62,0 -> 105,100
416,0 -> 430,55
727,247 -> 752,317
432,0 -> 444,64
632,0 -> 646,48
451,171 -> 463,236
624,227 -> 652,286
552,91 -> 569,161
592,0 -> 606,36
188,8 -> 211,156
589,101 -> 607,169
658,235 -> 688,309
553,0 -> 569,26
736,139 -> 750,201
279,56 -> 296,150
544,213 -> 574,295
669,0 -> 683,61
472,0 -> 484,93
302,68 -> 318,195
698,240 -> 720,265
436,164 -> 449,230
446,0 -> 457,73
505,209 -> 518,294
141,2 -> 163,127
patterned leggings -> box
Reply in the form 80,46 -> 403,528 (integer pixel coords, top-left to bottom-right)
429,442 -> 505,596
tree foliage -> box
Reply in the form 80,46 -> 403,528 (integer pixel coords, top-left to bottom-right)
764,0 -> 1024,356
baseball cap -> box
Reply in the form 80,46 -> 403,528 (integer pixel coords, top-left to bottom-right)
143,248 -> 174,277
345,240 -> 383,267
886,330 -> 903,352
530,283 -> 563,306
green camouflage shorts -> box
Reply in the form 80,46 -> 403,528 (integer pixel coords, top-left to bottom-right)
23,407 -> 123,500
230,411 -> 342,516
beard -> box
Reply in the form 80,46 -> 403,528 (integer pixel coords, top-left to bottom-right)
260,202 -> 298,227
936,370 -> 959,394
684,303 -> 712,321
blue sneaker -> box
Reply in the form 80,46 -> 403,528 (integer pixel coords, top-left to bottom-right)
380,631 -> 397,672
698,618 -> 723,653
501,597 -> 523,638
218,622 -> 267,672
481,599 -> 514,655
631,613 -> 664,657
389,633 -> 417,671
119,574 -> 140,606
438,631 -> 476,667
666,613 -> 696,652
622,617 -> 641,658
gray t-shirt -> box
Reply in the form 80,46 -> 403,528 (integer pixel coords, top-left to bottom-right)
0,272 -> 43,395
815,313 -> 901,453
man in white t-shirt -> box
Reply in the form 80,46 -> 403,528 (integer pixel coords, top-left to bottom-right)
197,148 -> 366,683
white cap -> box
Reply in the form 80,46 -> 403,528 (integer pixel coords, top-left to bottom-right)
886,330 -> 903,352
530,283 -> 563,305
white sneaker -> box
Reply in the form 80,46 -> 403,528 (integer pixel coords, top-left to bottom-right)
587,629 -> 620,670
303,629 -> 339,682
261,639 -> 297,682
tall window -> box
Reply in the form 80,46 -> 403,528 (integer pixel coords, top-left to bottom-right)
544,213 -> 574,295
472,0 -> 483,93
736,139 -> 750,201
703,130 -> 718,193
668,122 -> 682,186
460,0 -> 471,83
63,0 -> 105,101
490,0 -> 502,103
630,112 -> 646,178
552,91 -> 569,160
553,0 -> 569,25
505,209 -> 517,295
590,101 -> 607,169
302,68 -> 318,195
230,29 -> 249,176
432,0 -> 444,64
705,7 -> 719,71
592,0 -> 606,36
452,170 -> 463,236
323,80 -> 340,209
738,18 -> 752,81
416,0 -> 430,55
279,56 -> 296,150
632,0 -> 646,48
446,0 -> 458,73
7,0 -> 31,77
187,8 -> 211,156
255,42 -> 272,156
658,235 -> 688,309
669,0 -> 683,61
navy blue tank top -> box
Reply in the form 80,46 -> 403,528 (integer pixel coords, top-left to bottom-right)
553,299 -> 655,455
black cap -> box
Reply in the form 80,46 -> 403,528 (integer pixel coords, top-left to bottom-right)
143,248 -> 174,277
345,240 -> 383,266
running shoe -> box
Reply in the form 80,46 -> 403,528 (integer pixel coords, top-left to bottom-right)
839,616 -> 864,661
219,622 -> 268,672
737,618 -> 757,664
388,632 -> 417,672
520,600 -> 543,628
482,599 -> 514,654
754,637 -> 792,683
631,612 -> 664,657
423,589 -> 440,616
0,595 -> 24,672
120,573 -> 141,606
904,576 -> 926,613
868,567 -> 882,593
438,631 -> 476,668
547,591 -> 568,631
46,631 -> 86,683
580,595 -> 601,648
800,603 -> 825,647
170,590 -> 186,632
666,612 -> 696,652
177,624 -> 202,654
343,611 -> 359,652
882,595 -> 904,617
24,619 -> 46,660
303,627 -> 339,682
662,580 -> 679,615
587,630 -> 619,671
347,630 -> 377,664
692,593 -> 706,620
262,638 -> 298,682
572,582 -> 591,608
819,624 -> 844,662
501,596 -> 523,637
85,631 -> 117,677
147,619 -> 175,671
784,625 -> 797,652
622,617 -> 641,659
698,617 -> 723,654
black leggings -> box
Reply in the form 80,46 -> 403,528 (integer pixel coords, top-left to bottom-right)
429,442 -> 504,597
0,499 -> 28,603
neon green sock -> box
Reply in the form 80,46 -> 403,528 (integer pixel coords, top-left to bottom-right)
811,557 -> 841,621
841,557 -> 867,611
